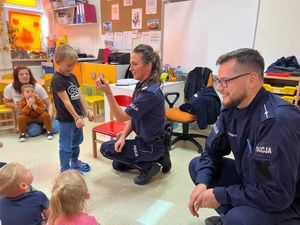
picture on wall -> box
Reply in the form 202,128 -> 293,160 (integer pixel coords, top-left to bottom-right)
124,0 -> 133,7
103,21 -> 112,32
132,8 -> 142,29
147,19 -> 159,31
4,0 -> 36,7
9,11 -> 41,51
111,3 -> 119,20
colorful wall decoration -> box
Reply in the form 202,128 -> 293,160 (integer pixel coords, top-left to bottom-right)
9,11 -> 41,51
4,0 -> 37,8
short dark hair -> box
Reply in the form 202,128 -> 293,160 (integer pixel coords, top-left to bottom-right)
216,48 -> 265,79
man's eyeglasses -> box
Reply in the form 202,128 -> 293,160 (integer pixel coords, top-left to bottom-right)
215,72 -> 251,88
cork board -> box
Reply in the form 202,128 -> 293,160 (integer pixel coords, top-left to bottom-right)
100,0 -> 162,34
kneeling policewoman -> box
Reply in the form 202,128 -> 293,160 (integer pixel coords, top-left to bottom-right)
96,44 -> 171,185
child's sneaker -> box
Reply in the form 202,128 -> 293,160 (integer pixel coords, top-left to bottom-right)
47,131 -> 54,140
19,133 -> 26,142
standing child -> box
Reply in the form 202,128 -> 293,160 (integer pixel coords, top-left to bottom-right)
18,84 -> 53,142
51,44 -> 93,173
47,170 -> 99,225
0,163 -> 50,225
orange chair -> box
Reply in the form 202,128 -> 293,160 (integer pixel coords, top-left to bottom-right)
92,95 -> 132,158
165,74 -> 214,153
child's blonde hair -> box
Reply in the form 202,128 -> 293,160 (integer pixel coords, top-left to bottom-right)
54,44 -> 78,62
0,163 -> 27,197
21,83 -> 35,93
48,170 -> 89,225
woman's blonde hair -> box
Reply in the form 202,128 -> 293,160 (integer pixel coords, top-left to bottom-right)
48,170 -> 89,225
54,44 -> 78,62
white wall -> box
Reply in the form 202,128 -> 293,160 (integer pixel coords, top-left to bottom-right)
53,0 -> 105,57
254,0 -> 300,68
163,0 -> 260,74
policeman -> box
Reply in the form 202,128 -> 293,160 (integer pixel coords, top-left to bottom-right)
96,44 -> 171,185
188,48 -> 300,225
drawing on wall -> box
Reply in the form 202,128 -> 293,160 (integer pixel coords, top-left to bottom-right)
103,21 -> 112,32
132,8 -> 142,29
9,11 -> 41,51
111,3 -> 119,20
147,19 -> 159,30
124,0 -> 133,6
4,0 -> 36,7
146,0 -> 157,15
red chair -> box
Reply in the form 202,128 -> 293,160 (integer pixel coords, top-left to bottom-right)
92,95 -> 132,158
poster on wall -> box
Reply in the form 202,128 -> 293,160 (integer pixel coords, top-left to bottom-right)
132,8 -> 142,29
124,0 -> 133,7
111,4 -> 119,20
4,0 -> 36,7
146,0 -> 157,15
103,21 -> 112,32
147,19 -> 159,31
9,11 -> 41,51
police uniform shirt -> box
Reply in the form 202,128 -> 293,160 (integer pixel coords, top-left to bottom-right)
125,82 -> 165,143
52,71 -> 84,122
194,88 -> 300,211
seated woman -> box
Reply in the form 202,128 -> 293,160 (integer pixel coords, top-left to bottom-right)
3,66 -> 59,136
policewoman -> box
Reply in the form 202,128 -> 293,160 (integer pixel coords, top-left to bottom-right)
96,44 -> 171,185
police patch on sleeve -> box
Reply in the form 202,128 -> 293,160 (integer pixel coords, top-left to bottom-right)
129,103 -> 139,111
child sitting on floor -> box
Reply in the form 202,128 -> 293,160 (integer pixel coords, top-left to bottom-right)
18,84 -> 53,142
47,170 -> 99,225
0,162 -> 50,225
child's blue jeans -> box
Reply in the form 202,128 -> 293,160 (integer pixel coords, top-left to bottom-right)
59,121 -> 83,172
27,119 -> 59,136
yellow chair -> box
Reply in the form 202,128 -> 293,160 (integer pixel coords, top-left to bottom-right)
1,73 -> 13,79
84,96 -> 104,122
0,105 -> 17,133
44,73 -> 53,79
164,73 -> 214,153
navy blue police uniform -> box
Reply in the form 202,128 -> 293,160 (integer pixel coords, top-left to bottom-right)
189,88 -> 300,225
100,82 -> 166,172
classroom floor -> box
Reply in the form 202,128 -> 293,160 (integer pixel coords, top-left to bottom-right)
0,120 -> 217,225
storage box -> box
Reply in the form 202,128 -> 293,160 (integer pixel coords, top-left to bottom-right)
62,0 -> 76,6
51,0 -> 63,9
263,84 -> 297,95
281,96 -> 295,103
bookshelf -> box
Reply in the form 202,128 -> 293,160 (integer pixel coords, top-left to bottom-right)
52,3 -> 97,25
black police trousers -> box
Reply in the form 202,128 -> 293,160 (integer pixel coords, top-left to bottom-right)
100,136 -> 165,171
189,157 -> 300,225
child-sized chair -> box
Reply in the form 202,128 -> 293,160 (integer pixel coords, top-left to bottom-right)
92,95 -> 132,158
0,105 -> 17,133
82,84 -> 104,122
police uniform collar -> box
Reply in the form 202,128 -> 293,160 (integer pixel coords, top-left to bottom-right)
234,87 -> 268,115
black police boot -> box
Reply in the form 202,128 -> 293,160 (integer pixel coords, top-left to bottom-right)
205,216 -> 223,225
158,151 -> 172,173
133,163 -> 161,185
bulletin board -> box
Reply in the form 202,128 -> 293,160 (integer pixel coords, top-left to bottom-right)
100,0 -> 162,34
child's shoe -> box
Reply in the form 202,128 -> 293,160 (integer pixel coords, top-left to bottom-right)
70,160 -> 91,173
47,131 -> 54,140
19,133 -> 26,142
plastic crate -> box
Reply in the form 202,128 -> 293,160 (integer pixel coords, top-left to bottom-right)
263,84 -> 297,95
281,96 -> 295,103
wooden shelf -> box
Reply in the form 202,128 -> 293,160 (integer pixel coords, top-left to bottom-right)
264,75 -> 300,106
61,23 -> 98,26
51,5 -> 76,11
